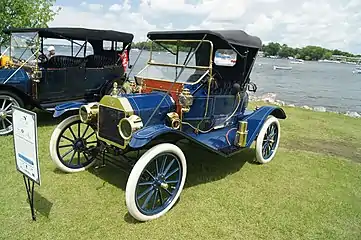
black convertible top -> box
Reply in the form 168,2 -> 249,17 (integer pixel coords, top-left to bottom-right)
147,29 -> 262,49
3,27 -> 134,43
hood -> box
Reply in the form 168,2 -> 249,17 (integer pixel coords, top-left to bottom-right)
100,91 -> 176,126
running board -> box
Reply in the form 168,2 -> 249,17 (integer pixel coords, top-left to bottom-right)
40,99 -> 87,111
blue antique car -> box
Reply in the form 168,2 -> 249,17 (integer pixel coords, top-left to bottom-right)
49,29 -> 286,222
0,27 -> 133,135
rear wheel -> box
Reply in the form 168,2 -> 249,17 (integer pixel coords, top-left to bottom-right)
0,91 -> 24,136
255,116 -> 281,164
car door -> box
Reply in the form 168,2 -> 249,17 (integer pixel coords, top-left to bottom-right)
37,56 -> 86,103
37,67 -> 67,102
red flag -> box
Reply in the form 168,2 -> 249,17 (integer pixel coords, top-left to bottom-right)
119,50 -> 128,72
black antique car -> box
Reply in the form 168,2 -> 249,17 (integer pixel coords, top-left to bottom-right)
0,27 -> 133,135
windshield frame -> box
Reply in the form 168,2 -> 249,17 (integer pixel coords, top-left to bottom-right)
135,39 -> 214,85
9,31 -> 41,66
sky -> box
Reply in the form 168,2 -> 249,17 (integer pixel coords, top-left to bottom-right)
50,0 -> 361,54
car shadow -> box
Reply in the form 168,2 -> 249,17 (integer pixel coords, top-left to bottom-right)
82,140 -> 257,224
87,140 -> 256,192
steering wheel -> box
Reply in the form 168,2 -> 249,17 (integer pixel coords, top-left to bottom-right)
31,48 -> 48,63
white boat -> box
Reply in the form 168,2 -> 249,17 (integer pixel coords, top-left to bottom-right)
318,59 -> 341,64
352,69 -> 361,74
273,65 -> 292,70
290,59 -> 304,64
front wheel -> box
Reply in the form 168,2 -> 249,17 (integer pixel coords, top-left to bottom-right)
49,115 -> 100,173
255,116 -> 281,164
125,143 -> 187,221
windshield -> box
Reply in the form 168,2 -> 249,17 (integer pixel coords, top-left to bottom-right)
135,40 -> 211,84
10,32 -> 39,62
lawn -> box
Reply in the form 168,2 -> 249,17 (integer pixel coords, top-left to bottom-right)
0,102 -> 361,240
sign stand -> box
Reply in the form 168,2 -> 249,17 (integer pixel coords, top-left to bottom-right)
23,175 -> 36,221
12,106 -> 40,221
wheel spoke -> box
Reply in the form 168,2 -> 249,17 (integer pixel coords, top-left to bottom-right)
77,123 -> 81,138
5,117 -> 12,125
83,152 -> 90,162
165,167 -> 179,180
1,99 -> 6,109
163,159 -> 175,176
4,102 -> 12,111
84,131 -> 95,141
61,135 -> 74,143
145,169 -> 156,180
68,126 -> 77,140
81,125 -> 90,139
262,141 -> 269,151
1,119 -> 6,130
152,189 -> 159,210
61,148 -> 74,159
165,180 -> 179,184
137,186 -> 154,200
163,188 -> 172,196
155,158 -> 159,176
77,152 -> 81,165
141,189 -> 155,209
87,140 -> 98,145
59,144 -> 73,148
138,181 -> 154,186
68,150 -> 77,164
160,155 -> 167,173
158,188 -> 163,205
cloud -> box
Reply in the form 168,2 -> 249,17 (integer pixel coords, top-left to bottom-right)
109,0 -> 130,12
50,4 -> 155,42
50,0 -> 361,53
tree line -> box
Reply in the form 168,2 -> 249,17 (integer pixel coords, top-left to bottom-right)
261,42 -> 360,61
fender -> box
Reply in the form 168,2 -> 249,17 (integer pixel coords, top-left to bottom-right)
129,124 -> 180,148
240,106 -> 286,147
53,101 -> 87,118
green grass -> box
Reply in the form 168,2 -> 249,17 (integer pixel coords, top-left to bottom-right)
1,102 -> 361,240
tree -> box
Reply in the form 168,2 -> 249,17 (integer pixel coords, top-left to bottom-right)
262,42 -> 281,56
0,0 -> 60,44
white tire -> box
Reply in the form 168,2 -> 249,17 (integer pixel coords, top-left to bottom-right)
126,143 -> 187,221
49,115 -> 99,173
255,116 -> 281,164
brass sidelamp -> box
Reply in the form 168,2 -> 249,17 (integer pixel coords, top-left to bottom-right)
234,121 -> 248,147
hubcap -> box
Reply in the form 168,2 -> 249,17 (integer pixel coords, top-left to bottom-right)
0,95 -> 20,135
0,110 -> 6,119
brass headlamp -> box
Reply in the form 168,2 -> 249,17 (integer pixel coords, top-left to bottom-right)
79,102 -> 99,123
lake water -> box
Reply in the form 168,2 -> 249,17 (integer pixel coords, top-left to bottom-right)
128,50 -> 361,114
